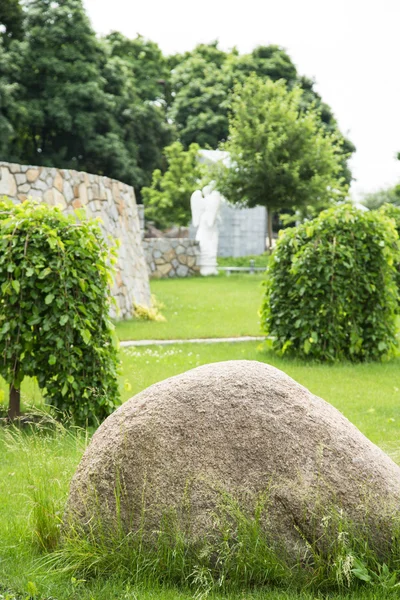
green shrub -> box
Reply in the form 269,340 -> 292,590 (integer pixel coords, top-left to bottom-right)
379,203 -> 400,295
0,199 -> 120,425
261,204 -> 400,361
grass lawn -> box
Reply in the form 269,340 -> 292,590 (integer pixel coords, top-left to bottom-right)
2,342 -> 400,599
115,274 -> 265,340
2,275 -> 400,599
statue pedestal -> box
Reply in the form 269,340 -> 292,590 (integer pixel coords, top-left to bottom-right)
199,260 -> 218,276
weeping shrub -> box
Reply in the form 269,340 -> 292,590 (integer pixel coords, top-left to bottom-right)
379,204 -> 400,296
0,198 -> 120,424
261,204 -> 400,361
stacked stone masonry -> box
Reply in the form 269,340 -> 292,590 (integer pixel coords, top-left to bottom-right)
0,162 -> 151,318
143,238 -> 200,278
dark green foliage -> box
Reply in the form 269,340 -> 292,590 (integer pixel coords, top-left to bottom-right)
168,42 -> 298,150
168,42 -> 354,187
0,2 -> 353,199
261,204 -> 400,361
0,41 -> 17,155
0,199 -> 120,424
104,32 -> 173,193
0,0 -> 23,46
1,0 -> 172,193
6,0 -> 122,172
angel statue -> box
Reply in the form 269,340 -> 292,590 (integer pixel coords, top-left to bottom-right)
191,182 -> 221,276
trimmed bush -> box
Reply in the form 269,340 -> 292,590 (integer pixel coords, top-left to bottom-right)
261,204 -> 400,361
0,199 -> 120,424
379,203 -> 400,295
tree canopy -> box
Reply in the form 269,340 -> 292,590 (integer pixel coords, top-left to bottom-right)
142,142 -> 206,229
216,75 -> 349,246
0,0 -> 23,47
0,2 -> 354,199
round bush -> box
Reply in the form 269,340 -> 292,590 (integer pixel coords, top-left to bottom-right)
0,199 -> 120,424
261,204 -> 400,361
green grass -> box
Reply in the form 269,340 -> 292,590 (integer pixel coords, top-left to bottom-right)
217,252 -> 270,268
2,344 -> 400,599
115,274 -> 265,340
2,275 -> 400,599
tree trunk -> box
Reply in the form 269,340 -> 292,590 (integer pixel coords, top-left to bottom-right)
267,208 -> 273,251
8,383 -> 21,420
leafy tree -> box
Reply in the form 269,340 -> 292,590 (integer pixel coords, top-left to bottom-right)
169,43 -> 354,188
103,33 -> 173,192
142,142 -> 205,229
106,31 -> 170,102
361,185 -> 400,210
297,76 -> 355,186
0,199 -> 120,425
229,44 -> 297,83
168,43 -> 297,150
216,75 -> 349,247
169,53 -> 231,149
0,0 -> 24,47
261,204 -> 400,361
5,0 -> 137,185
0,41 -> 18,156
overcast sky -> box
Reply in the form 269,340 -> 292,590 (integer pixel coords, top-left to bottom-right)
84,0 -> 400,199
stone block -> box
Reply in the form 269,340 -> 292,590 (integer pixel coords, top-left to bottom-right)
78,183 -> 88,205
26,168 -> 40,183
33,179 -> 47,191
54,188 -> 67,209
153,250 -> 162,259
178,254 -> 188,265
0,167 -> 17,196
43,188 -> 55,205
176,265 -> 189,277
158,263 -> 172,276
18,183 -> 30,193
54,172 -> 64,192
64,180 -> 74,203
163,249 -> 175,263
15,173 -> 26,185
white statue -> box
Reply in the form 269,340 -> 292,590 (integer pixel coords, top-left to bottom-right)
191,183 -> 221,276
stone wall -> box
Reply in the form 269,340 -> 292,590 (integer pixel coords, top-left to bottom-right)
143,238 -> 200,278
0,161 -> 151,318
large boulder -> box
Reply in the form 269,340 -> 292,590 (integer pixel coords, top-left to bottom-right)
66,361 -> 400,559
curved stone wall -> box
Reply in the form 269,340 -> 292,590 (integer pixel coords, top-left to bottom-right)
0,161 -> 151,318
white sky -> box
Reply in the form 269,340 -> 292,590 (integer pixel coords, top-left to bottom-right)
84,0 -> 400,199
